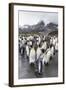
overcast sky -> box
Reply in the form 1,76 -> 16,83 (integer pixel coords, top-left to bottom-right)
19,10 -> 58,27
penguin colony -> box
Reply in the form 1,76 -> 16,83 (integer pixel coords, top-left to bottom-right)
19,34 -> 58,76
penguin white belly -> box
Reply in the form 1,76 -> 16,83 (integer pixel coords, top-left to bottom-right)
55,43 -> 58,51
38,62 -> 41,73
42,54 -> 46,64
37,48 -> 41,60
46,50 -> 51,63
51,47 -> 54,56
29,49 -> 35,64
26,46 -> 29,56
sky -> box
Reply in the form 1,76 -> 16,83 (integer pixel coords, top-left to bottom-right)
19,10 -> 58,27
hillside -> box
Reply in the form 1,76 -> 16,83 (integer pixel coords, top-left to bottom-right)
19,21 -> 58,35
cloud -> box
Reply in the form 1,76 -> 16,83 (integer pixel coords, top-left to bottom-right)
19,11 -> 58,26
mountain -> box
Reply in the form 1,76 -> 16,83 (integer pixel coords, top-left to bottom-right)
19,21 -> 58,35
19,21 -> 45,34
46,22 -> 58,31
